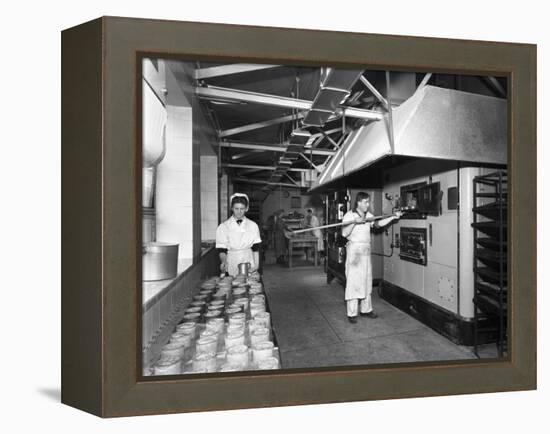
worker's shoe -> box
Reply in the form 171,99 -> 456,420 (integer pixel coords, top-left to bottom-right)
347,316 -> 358,324
361,311 -> 378,319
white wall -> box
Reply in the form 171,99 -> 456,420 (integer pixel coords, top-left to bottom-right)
155,63 -> 194,260
200,155 -> 218,240
220,171 -> 229,222
149,59 -> 221,256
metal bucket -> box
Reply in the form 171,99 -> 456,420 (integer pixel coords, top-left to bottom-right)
143,242 -> 179,281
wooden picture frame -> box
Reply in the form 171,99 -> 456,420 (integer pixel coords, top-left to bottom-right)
61,16 -> 536,417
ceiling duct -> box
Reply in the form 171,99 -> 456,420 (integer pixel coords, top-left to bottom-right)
282,130 -> 310,161
302,69 -> 365,127
262,129 -> 312,193
311,85 -> 507,191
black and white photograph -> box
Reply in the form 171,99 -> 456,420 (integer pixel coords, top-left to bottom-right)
141,58 -> 508,376
5,0 -> 544,429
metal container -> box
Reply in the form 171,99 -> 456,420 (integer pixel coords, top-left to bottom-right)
252,341 -> 275,363
153,356 -> 182,375
257,356 -> 280,370
143,242 -> 179,281
226,344 -> 249,368
237,262 -> 251,276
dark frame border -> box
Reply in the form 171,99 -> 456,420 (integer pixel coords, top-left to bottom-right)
61,16 -> 536,417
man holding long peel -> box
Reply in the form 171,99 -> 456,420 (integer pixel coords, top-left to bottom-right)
289,192 -> 404,323
341,192 -> 402,324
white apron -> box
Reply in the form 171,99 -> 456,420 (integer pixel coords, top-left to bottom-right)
215,216 -> 262,277
226,247 -> 254,277
344,241 -> 372,300
342,210 -> 373,300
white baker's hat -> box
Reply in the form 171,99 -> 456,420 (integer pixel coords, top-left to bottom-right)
230,193 -> 249,210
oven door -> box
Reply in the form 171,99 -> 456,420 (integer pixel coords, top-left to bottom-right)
399,227 -> 427,265
417,182 -> 442,215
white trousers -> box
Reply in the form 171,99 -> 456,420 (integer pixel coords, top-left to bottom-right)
346,297 -> 373,317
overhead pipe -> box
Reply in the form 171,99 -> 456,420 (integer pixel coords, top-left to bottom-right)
223,163 -> 311,173
233,177 -> 307,188
316,128 -> 341,150
484,76 -> 506,97
219,113 -> 305,138
385,71 -> 396,154
283,173 -> 300,187
195,64 -> 279,80
417,73 -> 433,92
219,141 -> 335,156
196,85 -> 383,121
359,75 -> 388,109
231,150 -> 263,160
299,153 -> 322,172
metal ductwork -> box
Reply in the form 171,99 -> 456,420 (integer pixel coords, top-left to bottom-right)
302,68 -> 366,127
261,129 -> 312,192
283,130 -> 311,161
312,85 -> 507,191
257,68 -> 371,193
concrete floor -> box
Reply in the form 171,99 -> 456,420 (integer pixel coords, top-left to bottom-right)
262,255 -> 497,369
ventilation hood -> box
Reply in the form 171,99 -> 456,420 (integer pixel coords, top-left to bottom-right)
311,85 -> 507,191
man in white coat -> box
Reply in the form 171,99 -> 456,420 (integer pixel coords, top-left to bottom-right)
342,192 -> 402,324
216,193 -> 262,276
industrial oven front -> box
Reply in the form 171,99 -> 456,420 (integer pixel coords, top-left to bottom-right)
326,159 -> 505,346
380,160 -> 505,345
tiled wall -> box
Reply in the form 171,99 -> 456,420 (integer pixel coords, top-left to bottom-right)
220,171 -> 229,221
156,105 -> 193,259
141,248 -> 219,371
227,181 -> 234,217
155,64 -> 194,259
171,60 -> 220,259
200,155 -> 218,240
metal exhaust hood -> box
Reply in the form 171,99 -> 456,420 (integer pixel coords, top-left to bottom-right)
311,85 -> 507,191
